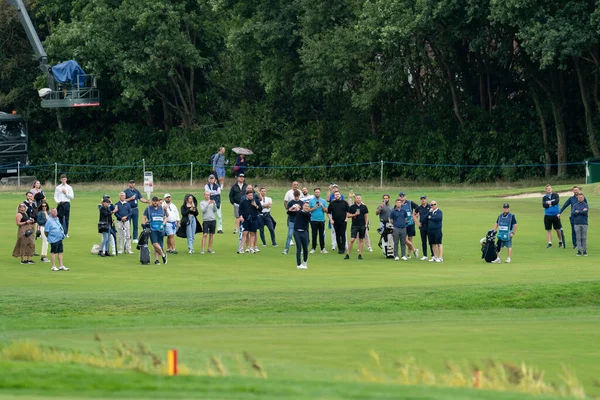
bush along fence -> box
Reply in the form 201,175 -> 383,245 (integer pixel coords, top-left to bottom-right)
0,159 -> 592,187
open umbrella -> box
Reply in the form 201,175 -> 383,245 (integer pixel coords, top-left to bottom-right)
231,147 -> 254,155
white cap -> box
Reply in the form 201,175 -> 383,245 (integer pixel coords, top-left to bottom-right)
164,193 -> 171,198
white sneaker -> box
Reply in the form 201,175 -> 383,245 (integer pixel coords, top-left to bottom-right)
505,258 -> 511,263
309,249 -> 316,254
492,258 -> 501,264
429,257 -> 436,262
245,248 -> 250,253
254,247 -> 260,252
127,251 -> 134,255
302,262 -> 308,269
394,257 -> 399,261
249,249 -> 255,254
290,240 -> 295,246
133,239 -> 139,244
297,264 -> 307,269
51,266 -> 59,271
368,247 -> 373,252
414,249 -> 419,258
282,250 -> 288,255
420,256 -> 428,261
436,258 -> 443,263
320,249 -> 328,254
331,246 -> 336,251
200,250 -> 205,254
207,249 -> 215,254
59,265 -> 69,271
401,256 -> 408,261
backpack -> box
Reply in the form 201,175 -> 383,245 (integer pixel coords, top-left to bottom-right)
209,152 -> 219,166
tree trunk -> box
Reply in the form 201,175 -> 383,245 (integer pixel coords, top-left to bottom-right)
55,110 -> 63,133
550,99 -> 568,177
479,73 -> 486,112
432,45 -> 464,126
531,87 -> 552,179
533,72 -> 568,177
573,57 -> 600,157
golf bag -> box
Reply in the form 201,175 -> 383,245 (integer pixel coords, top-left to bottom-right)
481,229 -> 499,263
137,227 -> 151,265
377,223 -> 395,258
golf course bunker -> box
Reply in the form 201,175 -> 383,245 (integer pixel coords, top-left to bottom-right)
502,191 -> 573,199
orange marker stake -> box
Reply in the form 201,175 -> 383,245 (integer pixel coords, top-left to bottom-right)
167,349 -> 178,376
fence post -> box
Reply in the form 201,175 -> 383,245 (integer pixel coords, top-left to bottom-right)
190,162 -> 193,186
17,161 -> 21,187
142,158 -> 146,177
380,160 -> 384,188
54,162 -> 58,186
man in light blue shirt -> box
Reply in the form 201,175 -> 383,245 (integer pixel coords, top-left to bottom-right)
45,208 -> 69,271
308,188 -> 329,254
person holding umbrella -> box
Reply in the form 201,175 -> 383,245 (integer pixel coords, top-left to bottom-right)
232,147 -> 253,177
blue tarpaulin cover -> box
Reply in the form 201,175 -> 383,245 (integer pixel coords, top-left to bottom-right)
52,60 -> 86,87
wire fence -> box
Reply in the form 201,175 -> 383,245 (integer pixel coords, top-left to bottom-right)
1,159 -> 596,187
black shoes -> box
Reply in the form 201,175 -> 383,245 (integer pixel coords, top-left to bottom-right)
344,254 -> 349,260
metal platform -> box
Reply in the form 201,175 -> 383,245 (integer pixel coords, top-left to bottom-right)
40,76 -> 100,108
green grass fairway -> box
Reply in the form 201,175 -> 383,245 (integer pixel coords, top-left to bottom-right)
1,182 -> 598,399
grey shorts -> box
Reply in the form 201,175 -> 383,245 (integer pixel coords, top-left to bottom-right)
233,203 -> 240,218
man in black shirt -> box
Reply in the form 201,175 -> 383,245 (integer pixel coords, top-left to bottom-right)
416,195 -> 433,261
328,190 -> 349,254
345,194 -> 369,260
291,202 -> 311,269
228,174 -> 247,234
239,188 -> 261,253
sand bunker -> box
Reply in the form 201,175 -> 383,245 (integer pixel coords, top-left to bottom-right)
503,191 -> 573,199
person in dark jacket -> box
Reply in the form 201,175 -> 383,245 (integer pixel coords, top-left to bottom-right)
228,174 -> 247,234
36,201 -> 50,263
239,188 -> 261,253
179,194 -> 202,254
234,154 -> 249,176
416,195 -> 433,261
558,185 -> 587,249
328,190 -> 349,254
572,192 -> 589,256
98,196 -> 116,257
114,192 -> 133,254
290,202 -> 311,269
427,200 -> 443,262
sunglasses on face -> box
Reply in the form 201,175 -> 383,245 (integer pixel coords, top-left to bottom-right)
431,203 -> 437,206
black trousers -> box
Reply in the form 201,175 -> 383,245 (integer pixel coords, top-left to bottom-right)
259,214 -> 277,245
419,227 -> 433,257
293,230 -> 309,265
333,220 -> 347,252
58,202 -> 71,235
310,221 -> 325,250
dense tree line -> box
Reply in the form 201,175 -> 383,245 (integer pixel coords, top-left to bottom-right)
1,0 -> 599,182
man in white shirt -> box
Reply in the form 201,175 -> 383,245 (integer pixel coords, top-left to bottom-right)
53,174 -> 74,237
300,186 -> 314,203
259,187 -> 277,246
162,194 -> 180,254
283,181 -> 299,209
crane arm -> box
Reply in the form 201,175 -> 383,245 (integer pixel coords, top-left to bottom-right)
6,0 -> 52,80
